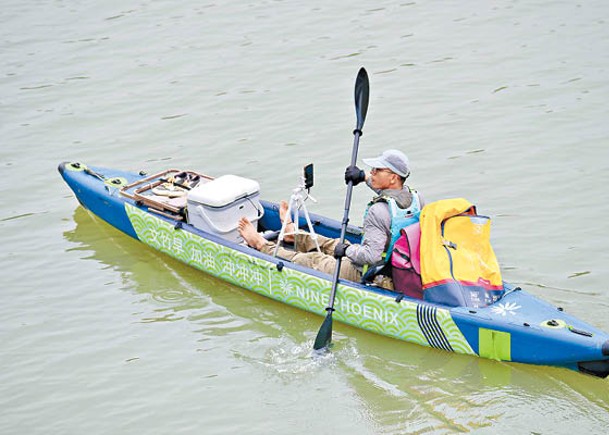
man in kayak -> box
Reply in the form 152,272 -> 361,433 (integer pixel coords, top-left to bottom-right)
239,149 -> 424,283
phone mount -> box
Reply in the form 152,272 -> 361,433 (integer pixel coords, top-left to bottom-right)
273,164 -> 321,256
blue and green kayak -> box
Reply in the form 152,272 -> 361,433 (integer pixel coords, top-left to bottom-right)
58,161 -> 609,378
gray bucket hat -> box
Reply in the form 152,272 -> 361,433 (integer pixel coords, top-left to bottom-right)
362,149 -> 410,178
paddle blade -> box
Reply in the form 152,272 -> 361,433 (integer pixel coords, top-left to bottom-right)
313,312 -> 333,350
354,67 -> 370,130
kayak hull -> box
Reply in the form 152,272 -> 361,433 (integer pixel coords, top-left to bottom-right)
58,162 -> 609,378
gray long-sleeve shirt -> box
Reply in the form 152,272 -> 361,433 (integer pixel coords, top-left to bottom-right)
346,181 -> 424,268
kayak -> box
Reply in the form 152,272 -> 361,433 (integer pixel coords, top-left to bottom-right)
58,161 -> 609,378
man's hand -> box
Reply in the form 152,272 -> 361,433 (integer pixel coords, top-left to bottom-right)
334,242 -> 349,258
344,165 -> 366,186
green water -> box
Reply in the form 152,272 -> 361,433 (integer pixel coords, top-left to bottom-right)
2,0 -> 608,433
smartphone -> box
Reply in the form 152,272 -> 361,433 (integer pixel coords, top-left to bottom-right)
304,163 -> 314,190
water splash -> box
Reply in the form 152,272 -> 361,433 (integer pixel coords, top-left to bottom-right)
236,335 -> 363,378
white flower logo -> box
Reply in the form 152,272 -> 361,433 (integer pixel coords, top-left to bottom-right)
491,302 -> 521,316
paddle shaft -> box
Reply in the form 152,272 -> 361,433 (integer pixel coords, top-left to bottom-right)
325,128 -> 362,311
314,67 -> 368,350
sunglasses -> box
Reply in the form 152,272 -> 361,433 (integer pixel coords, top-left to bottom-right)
371,168 -> 394,175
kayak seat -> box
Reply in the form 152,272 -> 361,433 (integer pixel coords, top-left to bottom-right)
361,263 -> 394,292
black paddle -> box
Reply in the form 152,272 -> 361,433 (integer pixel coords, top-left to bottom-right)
313,67 -> 369,351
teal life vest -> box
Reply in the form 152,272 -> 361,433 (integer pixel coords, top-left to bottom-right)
385,191 -> 421,261
363,187 -> 422,264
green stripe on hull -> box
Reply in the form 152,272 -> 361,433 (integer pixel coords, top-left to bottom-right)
125,204 -> 475,356
479,328 -> 512,361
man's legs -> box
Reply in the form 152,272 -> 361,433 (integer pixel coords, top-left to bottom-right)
239,216 -> 360,282
260,242 -> 361,282
292,232 -> 342,256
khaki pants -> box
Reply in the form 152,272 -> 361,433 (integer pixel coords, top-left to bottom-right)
260,233 -> 362,282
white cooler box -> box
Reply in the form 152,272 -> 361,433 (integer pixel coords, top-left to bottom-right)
187,174 -> 263,243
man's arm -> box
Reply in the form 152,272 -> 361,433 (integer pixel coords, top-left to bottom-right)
344,202 -> 390,266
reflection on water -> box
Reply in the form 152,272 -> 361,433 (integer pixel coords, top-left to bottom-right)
341,340 -> 609,433
64,206 -> 609,433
